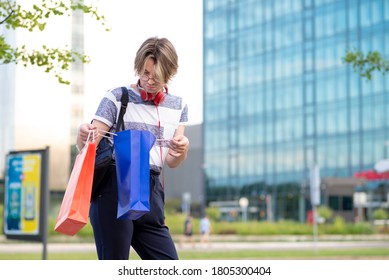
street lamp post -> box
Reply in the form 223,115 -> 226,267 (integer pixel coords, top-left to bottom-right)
385,141 -> 389,159
375,141 -> 389,172
310,164 -> 321,252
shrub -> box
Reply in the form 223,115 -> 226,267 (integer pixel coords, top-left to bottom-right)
317,205 -> 334,222
164,198 -> 181,214
213,221 -> 237,235
346,222 -> 374,234
326,215 -> 347,234
0,200 -> 379,239
205,207 -> 221,221
373,208 -> 388,220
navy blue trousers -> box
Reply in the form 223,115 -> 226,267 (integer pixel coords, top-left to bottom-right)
89,165 -> 178,260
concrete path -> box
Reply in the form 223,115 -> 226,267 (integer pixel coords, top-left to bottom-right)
1,240 -> 389,253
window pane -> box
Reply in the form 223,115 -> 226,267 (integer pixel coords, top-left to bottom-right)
329,196 -> 340,210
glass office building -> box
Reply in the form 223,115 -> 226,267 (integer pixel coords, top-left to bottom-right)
203,0 -> 389,221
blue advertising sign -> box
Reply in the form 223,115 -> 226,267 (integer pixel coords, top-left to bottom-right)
3,148 -> 49,243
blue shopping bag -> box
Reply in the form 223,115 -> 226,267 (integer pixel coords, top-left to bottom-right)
113,129 -> 156,220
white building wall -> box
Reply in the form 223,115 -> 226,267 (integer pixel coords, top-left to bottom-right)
0,2 -> 72,190
0,25 -> 16,178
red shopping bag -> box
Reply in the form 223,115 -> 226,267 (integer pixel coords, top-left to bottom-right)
54,140 -> 96,235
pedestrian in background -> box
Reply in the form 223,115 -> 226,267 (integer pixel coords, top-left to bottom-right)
180,215 -> 195,248
200,215 -> 211,244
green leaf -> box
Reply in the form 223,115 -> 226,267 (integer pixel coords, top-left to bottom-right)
0,0 -> 109,84
342,49 -> 389,81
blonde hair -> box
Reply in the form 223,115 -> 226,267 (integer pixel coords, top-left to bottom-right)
134,37 -> 178,84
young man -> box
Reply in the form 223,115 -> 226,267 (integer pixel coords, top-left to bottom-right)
77,37 -> 189,260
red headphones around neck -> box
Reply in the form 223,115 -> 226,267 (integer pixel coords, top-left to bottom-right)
137,79 -> 168,106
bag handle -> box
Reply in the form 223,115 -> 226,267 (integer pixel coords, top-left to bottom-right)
116,87 -> 129,133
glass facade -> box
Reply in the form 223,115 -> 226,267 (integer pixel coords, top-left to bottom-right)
203,0 -> 389,221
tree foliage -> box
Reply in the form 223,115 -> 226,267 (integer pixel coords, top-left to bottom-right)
0,0 -> 108,84
343,49 -> 389,81
317,205 -> 334,222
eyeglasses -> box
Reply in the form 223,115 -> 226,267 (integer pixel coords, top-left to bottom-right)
140,73 -> 162,85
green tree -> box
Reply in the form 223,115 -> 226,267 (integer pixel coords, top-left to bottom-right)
317,205 -> 333,223
343,49 -> 389,81
0,0 -> 108,84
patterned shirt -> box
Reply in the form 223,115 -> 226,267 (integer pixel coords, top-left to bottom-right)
94,85 -> 188,171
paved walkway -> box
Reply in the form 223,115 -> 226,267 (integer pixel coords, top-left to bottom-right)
1,238 -> 389,253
